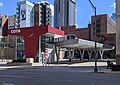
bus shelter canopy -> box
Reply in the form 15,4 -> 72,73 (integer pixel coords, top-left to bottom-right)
56,39 -> 114,51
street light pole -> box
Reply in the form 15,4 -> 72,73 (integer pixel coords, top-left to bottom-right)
88,0 -> 98,72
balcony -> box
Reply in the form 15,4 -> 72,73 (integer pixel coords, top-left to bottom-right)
16,11 -> 20,15
17,15 -> 20,19
16,7 -> 20,10
16,24 -> 20,28
13,21 -> 17,25
16,20 -> 20,23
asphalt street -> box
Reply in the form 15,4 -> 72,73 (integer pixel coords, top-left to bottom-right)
0,66 -> 120,85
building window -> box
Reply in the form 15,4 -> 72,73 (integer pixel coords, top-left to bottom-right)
31,15 -> 33,18
41,35 -> 54,44
67,1 -> 69,25
9,38 -> 13,42
48,11 -> 50,14
71,35 -> 76,39
108,43 -> 114,46
58,0 -> 60,12
108,36 -> 114,41
41,12 -> 43,15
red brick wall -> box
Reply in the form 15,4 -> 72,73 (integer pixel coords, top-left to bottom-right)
107,33 -> 116,46
61,14 -> 116,46
62,25 -> 90,40
90,14 -> 116,45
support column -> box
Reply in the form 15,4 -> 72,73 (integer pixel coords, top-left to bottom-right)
71,49 -> 74,62
80,49 -> 85,60
87,50 -> 92,60
116,0 -> 120,65
24,35 -> 38,63
79,49 -> 81,61
15,36 -> 17,59
39,36 -> 42,63
55,44 -> 60,64
93,49 -> 98,60
68,48 -> 71,62
99,50 -> 104,59
96,50 -> 99,59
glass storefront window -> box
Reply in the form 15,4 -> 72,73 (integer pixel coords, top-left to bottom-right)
41,35 -> 54,53
41,35 -> 54,44
17,36 -> 25,59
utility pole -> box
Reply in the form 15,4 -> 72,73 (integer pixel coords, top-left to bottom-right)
88,0 -> 98,72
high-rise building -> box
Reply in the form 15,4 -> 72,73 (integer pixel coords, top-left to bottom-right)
8,14 -> 17,29
111,13 -> 116,22
54,0 -> 76,28
8,14 -> 17,48
34,2 -> 52,26
115,0 -> 120,64
0,14 -> 15,60
16,0 -> 34,28
91,14 -> 116,45
0,14 -> 7,36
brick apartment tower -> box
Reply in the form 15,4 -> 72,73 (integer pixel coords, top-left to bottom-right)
34,2 -> 52,26
90,14 -> 116,45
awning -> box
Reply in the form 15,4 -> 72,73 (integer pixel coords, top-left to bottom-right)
56,39 -> 114,51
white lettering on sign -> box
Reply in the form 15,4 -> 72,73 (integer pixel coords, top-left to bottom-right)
11,29 -> 21,34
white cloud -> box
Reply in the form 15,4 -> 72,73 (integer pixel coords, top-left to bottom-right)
75,8 -> 77,12
76,7 -> 79,13
0,2 -> 3,7
110,2 -> 116,9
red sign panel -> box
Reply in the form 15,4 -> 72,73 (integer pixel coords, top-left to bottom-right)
8,26 -> 64,60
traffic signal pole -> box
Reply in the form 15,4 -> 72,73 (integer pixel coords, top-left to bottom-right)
88,0 -> 98,72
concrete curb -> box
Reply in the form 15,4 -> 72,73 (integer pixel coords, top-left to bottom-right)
0,61 -> 117,74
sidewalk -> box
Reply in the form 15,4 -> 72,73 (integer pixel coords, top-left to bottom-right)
0,61 -> 117,73
31,61 -> 113,73
32,61 -> 115,67
0,61 -> 22,70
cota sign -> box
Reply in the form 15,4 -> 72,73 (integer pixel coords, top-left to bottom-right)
11,29 -> 21,34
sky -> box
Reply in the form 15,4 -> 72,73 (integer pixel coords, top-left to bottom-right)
0,0 -> 115,28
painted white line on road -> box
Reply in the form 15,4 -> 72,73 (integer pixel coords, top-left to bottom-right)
2,83 -> 14,85
0,75 -> 25,78
0,68 -> 7,70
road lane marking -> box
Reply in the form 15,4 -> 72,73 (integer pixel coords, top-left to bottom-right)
0,75 -> 25,78
2,83 -> 14,85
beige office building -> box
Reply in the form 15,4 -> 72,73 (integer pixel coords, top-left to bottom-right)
8,14 -> 17,29
116,0 -> 120,64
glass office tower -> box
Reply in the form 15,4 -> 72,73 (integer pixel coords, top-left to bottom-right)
54,0 -> 76,28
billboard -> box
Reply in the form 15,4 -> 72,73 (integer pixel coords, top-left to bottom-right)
20,4 -> 26,20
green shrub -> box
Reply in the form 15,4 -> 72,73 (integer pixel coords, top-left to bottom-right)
12,59 -> 26,63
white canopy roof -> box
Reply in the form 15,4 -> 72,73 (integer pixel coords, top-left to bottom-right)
56,39 -> 114,51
